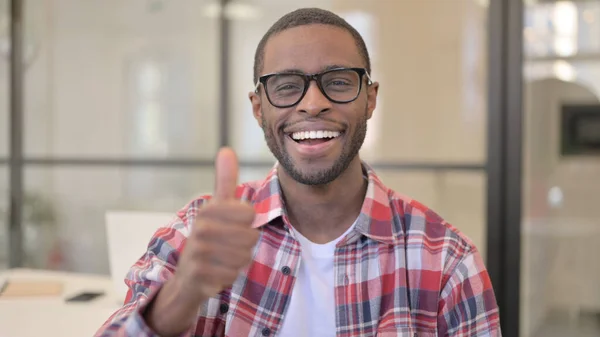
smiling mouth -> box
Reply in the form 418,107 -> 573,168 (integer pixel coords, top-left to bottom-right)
288,130 -> 342,145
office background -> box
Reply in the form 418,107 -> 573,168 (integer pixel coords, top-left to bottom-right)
1,1 -> 599,336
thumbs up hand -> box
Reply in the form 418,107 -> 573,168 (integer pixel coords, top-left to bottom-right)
175,147 -> 258,302
144,148 -> 258,335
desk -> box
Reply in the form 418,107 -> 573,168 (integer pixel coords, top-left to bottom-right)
0,269 -> 121,337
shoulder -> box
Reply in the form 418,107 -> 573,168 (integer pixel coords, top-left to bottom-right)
385,187 -> 478,273
173,181 -> 264,225
177,180 -> 262,215
378,188 -> 499,334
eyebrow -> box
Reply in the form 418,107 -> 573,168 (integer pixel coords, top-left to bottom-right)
274,64 -> 355,75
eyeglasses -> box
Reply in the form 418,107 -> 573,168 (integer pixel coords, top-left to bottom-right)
255,67 -> 372,108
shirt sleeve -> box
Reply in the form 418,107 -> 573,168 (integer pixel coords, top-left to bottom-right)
437,247 -> 502,337
94,203 -> 202,337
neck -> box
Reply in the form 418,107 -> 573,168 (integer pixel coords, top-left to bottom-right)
278,157 -> 367,244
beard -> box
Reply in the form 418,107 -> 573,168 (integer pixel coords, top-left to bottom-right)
261,111 -> 368,186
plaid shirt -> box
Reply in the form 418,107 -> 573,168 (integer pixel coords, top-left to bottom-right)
96,163 -> 501,337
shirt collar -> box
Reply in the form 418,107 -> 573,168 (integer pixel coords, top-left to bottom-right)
248,162 -> 404,244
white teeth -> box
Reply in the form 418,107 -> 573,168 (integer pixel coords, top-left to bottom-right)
291,130 -> 341,140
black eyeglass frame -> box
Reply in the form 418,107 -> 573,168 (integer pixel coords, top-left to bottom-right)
254,67 -> 373,108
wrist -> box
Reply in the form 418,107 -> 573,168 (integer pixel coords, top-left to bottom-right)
144,276 -> 203,336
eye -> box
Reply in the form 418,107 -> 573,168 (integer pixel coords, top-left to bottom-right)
328,79 -> 351,86
275,83 -> 302,92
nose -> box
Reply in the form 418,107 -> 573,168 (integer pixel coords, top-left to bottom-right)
296,81 -> 332,116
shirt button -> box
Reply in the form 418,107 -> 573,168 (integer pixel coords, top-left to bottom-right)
261,327 -> 271,336
281,266 -> 291,275
219,303 -> 229,314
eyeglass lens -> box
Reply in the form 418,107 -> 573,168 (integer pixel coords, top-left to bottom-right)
265,69 -> 361,107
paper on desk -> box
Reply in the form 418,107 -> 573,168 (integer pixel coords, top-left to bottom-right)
0,280 -> 63,298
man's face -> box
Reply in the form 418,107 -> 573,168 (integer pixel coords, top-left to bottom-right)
250,24 -> 378,185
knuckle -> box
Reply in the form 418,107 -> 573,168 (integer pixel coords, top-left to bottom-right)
196,202 -> 217,216
199,201 -> 255,225
223,202 -> 255,221
246,229 -> 260,242
241,206 -> 256,221
187,264 -> 208,281
195,221 -> 218,237
193,268 -> 206,281
185,242 -> 212,263
196,243 -> 215,259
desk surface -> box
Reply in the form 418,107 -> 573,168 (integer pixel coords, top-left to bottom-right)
0,269 -> 121,337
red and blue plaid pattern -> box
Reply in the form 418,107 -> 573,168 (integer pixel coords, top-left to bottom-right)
95,163 -> 501,336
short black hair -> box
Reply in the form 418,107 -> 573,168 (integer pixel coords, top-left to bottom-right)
253,7 -> 371,84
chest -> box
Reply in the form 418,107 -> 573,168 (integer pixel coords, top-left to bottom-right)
220,230 -> 440,337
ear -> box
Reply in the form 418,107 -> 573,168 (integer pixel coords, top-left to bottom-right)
366,81 -> 379,120
249,91 -> 263,127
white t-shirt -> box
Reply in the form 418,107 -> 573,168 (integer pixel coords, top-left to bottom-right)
278,222 -> 356,337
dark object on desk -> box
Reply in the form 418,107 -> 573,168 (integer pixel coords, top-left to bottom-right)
561,104 -> 600,156
65,291 -> 105,302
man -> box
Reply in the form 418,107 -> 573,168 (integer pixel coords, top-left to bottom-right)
96,7 -> 500,337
